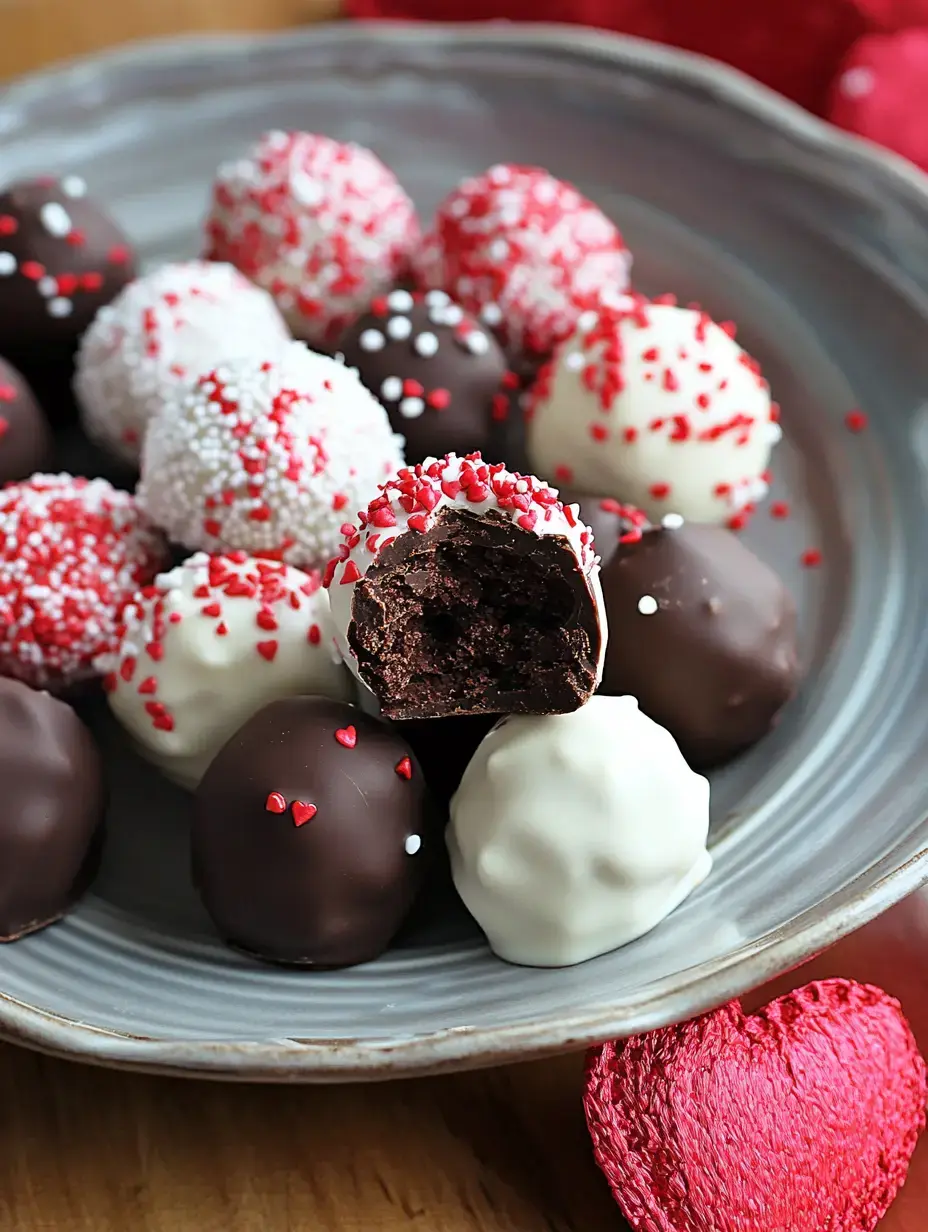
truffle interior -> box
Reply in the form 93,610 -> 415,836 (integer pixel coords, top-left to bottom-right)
348,508 -> 599,720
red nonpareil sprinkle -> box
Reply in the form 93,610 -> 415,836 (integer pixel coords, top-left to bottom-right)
19,261 -> 44,281
491,393 -> 510,422
265,791 -> 287,814
770,501 -> 791,519
335,725 -> 357,749
137,676 -> 157,695
256,639 -> 278,661
727,511 -> 750,531
307,623 -> 321,645
623,427 -> 638,443
215,621 -> 229,636
662,368 -> 679,393
394,755 -> 413,780
845,409 -> 868,434
590,423 -> 609,443
201,602 -> 222,618
427,388 -> 451,410
554,464 -> 574,483
332,492 -> 349,512
108,245 -> 131,264
291,800 -> 317,826
340,560 -> 361,584
0,215 -> 17,236
801,548 -> 823,568
256,609 -> 278,631
649,483 -> 671,500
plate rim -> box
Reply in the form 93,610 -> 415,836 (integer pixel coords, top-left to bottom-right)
2,19 -> 928,1080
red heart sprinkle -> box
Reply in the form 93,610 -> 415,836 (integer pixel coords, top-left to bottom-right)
407,513 -> 429,533
335,726 -> 357,749
265,792 -> 287,814
340,560 -> 361,585
291,800 -> 317,826
394,756 -> 412,780
585,979 -> 927,1232
137,676 -> 157,695
256,640 -> 278,661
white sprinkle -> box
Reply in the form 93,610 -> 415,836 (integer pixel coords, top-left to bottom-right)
40,202 -> 72,238
61,175 -> 87,198
48,297 -> 73,318
767,422 -> 783,444
514,480 -> 528,494
661,513 -> 685,530
464,331 -> 490,356
480,303 -> 503,327
380,376 -> 403,401
638,595 -> 659,616
565,351 -> 585,372
359,329 -> 386,353
290,173 -> 324,207
425,290 -> 450,308
0,253 -> 17,276
387,316 -> 412,341
577,310 -> 599,331
37,276 -> 57,298
840,66 -> 875,99
414,331 -> 439,357
439,304 -> 464,328
405,834 -> 422,855
387,289 -> 414,312
399,397 -> 425,418
488,238 -> 509,262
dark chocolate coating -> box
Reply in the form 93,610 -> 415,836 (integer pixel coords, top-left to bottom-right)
0,356 -> 52,483
0,678 -> 105,941
193,696 -> 440,967
348,506 -> 603,720
0,178 -> 136,362
340,292 -> 510,464
559,488 -> 649,569
598,523 -> 800,768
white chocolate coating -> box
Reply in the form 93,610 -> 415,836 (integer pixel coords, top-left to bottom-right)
99,552 -> 353,790
75,261 -> 290,464
527,298 -> 781,524
447,696 -> 711,967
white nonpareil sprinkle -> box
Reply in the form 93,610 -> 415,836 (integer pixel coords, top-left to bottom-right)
637,595 -> 659,616
425,290 -> 450,309
414,331 -> 439,358
48,297 -> 73,318
380,376 -> 403,402
463,331 -> 490,356
37,276 -> 57,299
387,289 -> 414,312
386,316 -> 412,341
399,397 -> 425,419
405,834 -> 422,855
359,328 -> 386,352
0,253 -> 16,276
480,303 -> 503,327
565,351 -> 585,372
661,513 -> 685,530
39,202 -> 72,238
61,175 -> 87,199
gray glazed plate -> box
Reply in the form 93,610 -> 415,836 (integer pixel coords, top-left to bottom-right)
2,22 -> 928,1081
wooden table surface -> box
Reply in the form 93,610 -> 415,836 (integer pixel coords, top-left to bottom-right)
2,4 -> 928,1229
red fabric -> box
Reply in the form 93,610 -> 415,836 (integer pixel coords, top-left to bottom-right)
584,980 -> 927,1232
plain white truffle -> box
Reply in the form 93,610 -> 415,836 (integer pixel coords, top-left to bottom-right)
527,298 -> 780,523
75,261 -> 291,465
447,696 -> 711,967
99,552 -> 353,790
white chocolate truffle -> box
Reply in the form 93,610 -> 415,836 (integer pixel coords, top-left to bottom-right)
75,261 -> 291,464
447,696 -> 711,967
527,296 -> 781,524
99,552 -> 353,790
137,341 -> 404,569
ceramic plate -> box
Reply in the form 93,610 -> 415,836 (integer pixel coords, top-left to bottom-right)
2,22 -> 928,1081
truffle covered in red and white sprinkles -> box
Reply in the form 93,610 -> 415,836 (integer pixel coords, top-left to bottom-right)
0,474 -> 168,690
137,341 -> 404,569
527,295 -> 781,524
100,552 -> 353,790
75,261 -> 291,465
414,164 -> 631,361
326,452 -> 607,720
205,131 -> 420,348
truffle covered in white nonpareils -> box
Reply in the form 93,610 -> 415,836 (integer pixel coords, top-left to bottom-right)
75,261 -> 291,465
100,552 -> 353,790
447,696 -> 712,968
205,130 -> 421,348
136,341 -> 404,569
527,295 -> 781,525
414,164 -> 632,361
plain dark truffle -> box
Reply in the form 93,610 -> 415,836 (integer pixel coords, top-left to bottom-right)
0,177 -> 135,363
339,289 -> 512,464
0,356 -> 52,483
0,678 -> 105,941
193,696 -> 440,968
598,523 -> 799,768
559,489 -> 650,568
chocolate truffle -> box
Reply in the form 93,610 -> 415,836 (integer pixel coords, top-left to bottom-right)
598,522 -> 800,768
0,176 -> 135,363
0,355 -> 52,483
326,453 -> 607,721
193,696 -> 439,967
339,288 -> 513,464
0,678 -> 105,941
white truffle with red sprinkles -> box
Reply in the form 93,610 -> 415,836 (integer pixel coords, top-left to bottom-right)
0,474 -> 168,690
326,452 -> 607,721
414,164 -> 631,361
99,551 -> 353,790
447,696 -> 712,967
527,295 -> 781,526
75,261 -> 291,465
205,130 -> 420,349
137,341 -> 404,569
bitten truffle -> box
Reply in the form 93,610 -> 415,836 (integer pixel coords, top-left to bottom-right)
339,288 -> 513,464
193,696 -> 439,967
0,176 -> 135,361
598,521 -> 800,767
205,130 -> 420,348
326,453 -> 607,721
0,355 -> 52,483
528,295 -> 781,524
0,678 -> 105,941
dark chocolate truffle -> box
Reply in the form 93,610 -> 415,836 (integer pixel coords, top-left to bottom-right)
339,288 -> 513,464
0,177 -> 135,363
193,696 -> 440,967
0,356 -> 52,483
598,522 -> 799,768
559,489 -> 650,569
0,678 -> 105,941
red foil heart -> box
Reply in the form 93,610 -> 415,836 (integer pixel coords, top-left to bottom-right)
585,980 -> 927,1231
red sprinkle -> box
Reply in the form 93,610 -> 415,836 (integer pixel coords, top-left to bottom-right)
265,792 -> 287,814
845,409 -> 868,434
291,800 -> 317,826
770,501 -> 791,519
394,756 -> 413,780
335,725 -> 357,749
801,549 -> 823,569
256,640 -> 278,661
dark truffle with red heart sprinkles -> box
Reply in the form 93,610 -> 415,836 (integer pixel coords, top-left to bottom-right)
193,696 -> 439,967
339,289 -> 510,464
0,355 -> 52,484
0,677 -> 105,941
